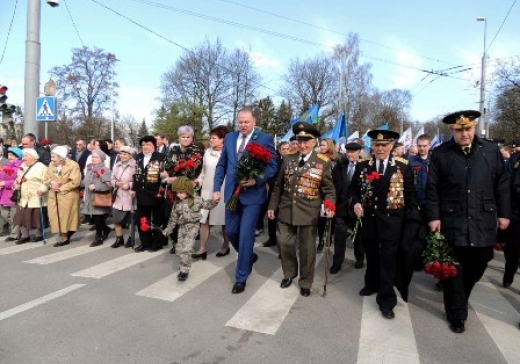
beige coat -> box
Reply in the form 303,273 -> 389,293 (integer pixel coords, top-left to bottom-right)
40,159 -> 81,233
16,161 -> 48,208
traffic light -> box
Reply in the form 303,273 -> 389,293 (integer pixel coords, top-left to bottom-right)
0,85 -> 7,104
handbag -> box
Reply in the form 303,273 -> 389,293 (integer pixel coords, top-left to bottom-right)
92,190 -> 113,208
11,163 -> 35,203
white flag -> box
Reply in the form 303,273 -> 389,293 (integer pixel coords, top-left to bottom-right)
412,126 -> 425,146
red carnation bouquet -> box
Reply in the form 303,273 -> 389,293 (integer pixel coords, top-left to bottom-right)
422,231 -> 459,280
173,154 -> 202,180
2,166 -> 15,176
226,142 -> 272,211
93,168 -> 106,178
139,217 -> 162,232
349,170 -> 380,241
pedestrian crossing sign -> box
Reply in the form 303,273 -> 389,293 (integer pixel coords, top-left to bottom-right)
36,96 -> 56,121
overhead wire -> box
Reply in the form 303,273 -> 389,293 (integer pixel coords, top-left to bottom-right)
487,0 -> 517,52
63,0 -> 86,47
0,0 -> 19,67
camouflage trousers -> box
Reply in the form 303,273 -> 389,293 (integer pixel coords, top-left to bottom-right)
177,223 -> 199,273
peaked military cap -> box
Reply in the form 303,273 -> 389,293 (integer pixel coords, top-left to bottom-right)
442,110 -> 480,129
344,142 -> 362,150
292,121 -> 320,140
367,130 -> 400,142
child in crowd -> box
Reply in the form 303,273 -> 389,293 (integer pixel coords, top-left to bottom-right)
162,176 -> 217,281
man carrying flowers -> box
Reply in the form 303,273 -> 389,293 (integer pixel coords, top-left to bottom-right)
351,129 -> 418,319
268,121 -> 336,297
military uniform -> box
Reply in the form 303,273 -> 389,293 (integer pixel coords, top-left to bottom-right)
269,122 -> 335,293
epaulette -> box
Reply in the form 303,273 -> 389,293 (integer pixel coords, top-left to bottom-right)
287,150 -> 297,155
360,157 -> 371,162
394,156 -> 409,165
317,153 -> 330,162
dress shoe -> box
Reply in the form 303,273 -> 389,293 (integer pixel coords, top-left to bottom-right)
503,275 -> 514,288
359,287 -> 376,296
449,319 -> 465,334
177,272 -> 189,281
169,246 -> 176,254
280,276 -> 297,289
316,241 -> 324,253
254,229 -> 263,237
134,245 -> 146,252
148,246 -> 162,252
124,236 -> 134,248
354,261 -> 364,269
381,310 -> 395,319
434,281 -> 444,291
262,240 -> 276,247
330,264 -> 341,274
53,240 -> 70,247
89,239 -> 103,247
67,231 -> 75,239
5,236 -> 17,242
191,251 -> 207,260
111,236 -> 125,248
16,237 -> 30,245
216,247 -> 230,257
232,282 -> 246,294
30,236 -> 43,243
101,227 -> 111,241
300,288 -> 311,297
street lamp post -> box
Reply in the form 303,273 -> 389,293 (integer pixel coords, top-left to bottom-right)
476,17 -> 487,138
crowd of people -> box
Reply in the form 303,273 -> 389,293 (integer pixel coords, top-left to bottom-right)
1,107 -> 518,335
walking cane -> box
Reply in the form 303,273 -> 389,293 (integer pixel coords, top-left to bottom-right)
38,195 -> 47,245
55,191 -> 62,242
322,218 -> 332,297
130,195 -> 136,247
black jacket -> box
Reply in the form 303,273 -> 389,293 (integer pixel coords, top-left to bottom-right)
71,149 -> 91,177
332,155 -> 357,220
132,152 -> 165,207
425,137 -> 510,247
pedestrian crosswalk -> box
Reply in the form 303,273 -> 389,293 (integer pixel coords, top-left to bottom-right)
1,228 -> 520,364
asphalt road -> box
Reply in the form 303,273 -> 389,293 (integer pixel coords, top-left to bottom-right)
0,226 -> 519,364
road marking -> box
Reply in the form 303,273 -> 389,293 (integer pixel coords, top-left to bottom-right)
357,296 -> 420,364
225,254 -> 324,335
71,250 -> 167,278
471,277 -> 520,364
0,243 -> 42,255
24,244 -> 109,265
136,252 -> 236,302
0,284 -> 85,321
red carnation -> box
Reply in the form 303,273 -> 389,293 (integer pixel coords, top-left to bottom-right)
324,199 -> 336,212
100,168 -> 105,175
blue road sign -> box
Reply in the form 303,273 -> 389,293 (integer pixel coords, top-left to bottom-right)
36,96 -> 56,121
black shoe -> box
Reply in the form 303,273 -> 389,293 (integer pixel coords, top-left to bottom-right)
262,240 -> 276,247
53,240 -> 70,247
89,239 -> 103,247
503,275 -> 514,288
191,251 -> 207,260
177,272 -> 189,281
16,237 -> 30,245
232,282 -> 246,294
101,227 -> 111,241
111,236 -> 125,248
148,246 -> 162,252
124,236 -> 134,248
30,236 -> 43,243
134,245 -> 146,252
330,264 -> 341,274
354,261 -> 364,269
434,281 -> 444,291
381,310 -> 395,319
249,253 -> 258,274
300,288 -> 311,297
317,241 -> 324,253
67,231 -> 75,239
5,236 -> 17,242
216,247 -> 230,257
280,275 -> 297,288
359,287 -> 376,296
169,246 -> 176,254
89,225 -> 96,231
449,319 -> 465,334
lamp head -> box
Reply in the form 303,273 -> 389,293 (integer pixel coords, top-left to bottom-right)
47,0 -> 59,7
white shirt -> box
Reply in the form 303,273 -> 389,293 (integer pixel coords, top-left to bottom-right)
143,153 -> 152,167
376,158 -> 389,174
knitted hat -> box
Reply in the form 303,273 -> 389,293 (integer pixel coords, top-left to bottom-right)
51,145 -> 68,160
22,148 -> 39,160
7,146 -> 22,159
92,148 -> 106,161
171,176 -> 195,197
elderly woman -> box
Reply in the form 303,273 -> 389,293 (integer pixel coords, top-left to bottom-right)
81,149 -> 112,247
39,146 -> 81,247
0,147 -> 23,241
193,125 -> 230,259
110,146 -> 136,248
12,148 -> 48,244
160,125 -> 204,254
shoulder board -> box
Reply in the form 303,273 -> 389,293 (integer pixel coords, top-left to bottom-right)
317,153 -> 330,162
287,151 -> 298,155
360,157 -> 371,162
394,156 -> 409,165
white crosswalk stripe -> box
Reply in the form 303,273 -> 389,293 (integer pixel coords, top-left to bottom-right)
24,244 -> 110,265
0,243 -> 42,255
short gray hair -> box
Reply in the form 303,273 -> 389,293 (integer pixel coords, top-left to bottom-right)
177,125 -> 194,137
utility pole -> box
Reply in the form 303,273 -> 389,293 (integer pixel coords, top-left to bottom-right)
477,17 -> 487,138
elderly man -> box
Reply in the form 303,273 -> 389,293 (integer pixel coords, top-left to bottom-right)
213,108 -> 278,294
20,133 -> 51,166
351,129 -> 418,319
426,110 -> 510,334
268,122 -> 336,297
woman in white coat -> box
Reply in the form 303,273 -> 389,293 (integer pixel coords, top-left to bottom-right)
192,126 -> 230,259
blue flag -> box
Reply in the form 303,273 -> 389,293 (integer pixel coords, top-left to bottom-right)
330,112 -> 347,142
296,103 -> 319,125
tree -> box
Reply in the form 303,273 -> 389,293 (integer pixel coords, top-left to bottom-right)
273,100 -> 293,138
152,102 -> 205,141
490,57 -> 520,140
48,46 -> 119,139
253,96 -> 276,133
138,118 -> 149,137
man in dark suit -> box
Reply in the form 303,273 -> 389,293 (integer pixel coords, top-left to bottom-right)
330,142 -> 364,273
351,129 -> 418,320
71,139 -> 91,178
268,122 -> 336,297
213,108 -> 278,294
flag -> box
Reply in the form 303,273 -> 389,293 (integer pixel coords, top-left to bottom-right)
378,123 -> 389,130
362,130 -> 371,151
399,127 -> 413,150
297,103 -> 319,125
279,129 -> 294,142
431,134 -> 443,149
412,126 -> 425,146
347,131 -> 359,142
330,112 -> 347,142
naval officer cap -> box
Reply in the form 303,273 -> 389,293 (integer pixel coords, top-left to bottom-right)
442,110 -> 480,130
292,121 -> 321,140
344,142 -> 362,150
367,130 -> 400,143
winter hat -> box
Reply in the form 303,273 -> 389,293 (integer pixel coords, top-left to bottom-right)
92,148 -> 106,161
51,145 -> 68,160
171,176 -> 195,197
7,147 -> 22,159
22,148 -> 39,160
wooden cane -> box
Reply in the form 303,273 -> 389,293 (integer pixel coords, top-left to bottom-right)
322,218 -> 332,297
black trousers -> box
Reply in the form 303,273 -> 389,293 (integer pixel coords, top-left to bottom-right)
136,205 -> 167,250
443,246 -> 493,321
363,238 -> 398,311
504,216 -> 520,283
332,217 -> 364,266
92,214 -> 109,236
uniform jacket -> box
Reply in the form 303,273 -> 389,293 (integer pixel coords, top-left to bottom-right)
111,158 -> 136,212
16,161 -> 48,208
269,151 -> 335,226
214,129 -> 277,205
332,154 -> 357,220
350,155 -> 417,241
425,137 -> 510,247
132,152 -> 165,207
163,196 -> 217,235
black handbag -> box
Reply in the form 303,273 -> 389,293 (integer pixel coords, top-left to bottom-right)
10,190 -> 20,203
